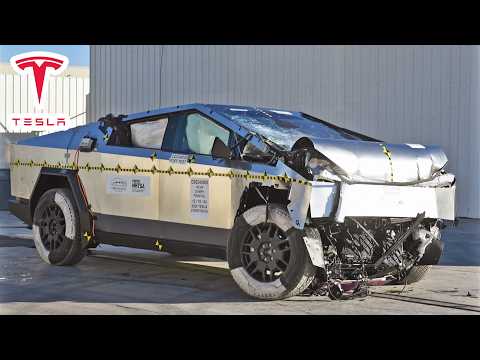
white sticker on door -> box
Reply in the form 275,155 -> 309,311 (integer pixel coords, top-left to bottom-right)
191,177 -> 209,219
169,153 -> 190,164
107,175 -> 151,196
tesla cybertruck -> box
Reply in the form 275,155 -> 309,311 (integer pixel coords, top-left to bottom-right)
8,104 -> 455,299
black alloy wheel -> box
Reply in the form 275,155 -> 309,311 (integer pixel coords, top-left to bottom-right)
240,222 -> 291,282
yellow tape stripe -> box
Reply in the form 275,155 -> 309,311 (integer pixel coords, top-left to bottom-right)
9,160 -> 312,187
381,144 -> 394,182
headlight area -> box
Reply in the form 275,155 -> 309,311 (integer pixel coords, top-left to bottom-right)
283,144 -> 346,182
308,157 -> 343,182
416,172 -> 456,188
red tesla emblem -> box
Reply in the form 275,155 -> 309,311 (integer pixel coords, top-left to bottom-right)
10,52 -> 69,110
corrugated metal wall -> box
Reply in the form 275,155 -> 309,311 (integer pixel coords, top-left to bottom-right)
88,45 -> 480,218
0,69 -> 90,133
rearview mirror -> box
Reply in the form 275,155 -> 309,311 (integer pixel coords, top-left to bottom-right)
211,137 -> 232,159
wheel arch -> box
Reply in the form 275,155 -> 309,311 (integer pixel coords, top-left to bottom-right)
30,168 -> 92,243
235,181 -> 313,231
235,182 -> 289,221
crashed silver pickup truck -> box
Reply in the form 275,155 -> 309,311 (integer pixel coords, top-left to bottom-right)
8,104 -> 455,300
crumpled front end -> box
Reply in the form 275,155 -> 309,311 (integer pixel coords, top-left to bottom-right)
281,137 -> 456,223
310,138 -> 449,185
282,145 -> 455,290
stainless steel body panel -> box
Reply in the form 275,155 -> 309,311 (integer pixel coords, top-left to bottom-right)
310,138 -> 448,184
332,183 -> 456,222
309,181 -> 338,218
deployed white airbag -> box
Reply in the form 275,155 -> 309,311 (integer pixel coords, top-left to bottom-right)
130,118 -> 168,149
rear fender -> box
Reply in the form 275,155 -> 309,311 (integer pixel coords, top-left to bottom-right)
30,168 -> 92,248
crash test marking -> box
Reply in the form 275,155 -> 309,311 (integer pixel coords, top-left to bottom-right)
190,177 -> 209,219
106,175 -> 151,196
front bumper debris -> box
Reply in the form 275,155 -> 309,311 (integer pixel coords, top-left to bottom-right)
309,181 -> 455,222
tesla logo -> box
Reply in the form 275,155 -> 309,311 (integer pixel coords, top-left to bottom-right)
7,51 -> 71,132
10,52 -> 69,110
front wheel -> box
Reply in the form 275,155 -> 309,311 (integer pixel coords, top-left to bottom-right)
400,265 -> 431,284
32,188 -> 86,266
396,237 -> 443,285
227,204 -> 315,300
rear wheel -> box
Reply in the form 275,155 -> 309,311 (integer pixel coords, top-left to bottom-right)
32,188 -> 86,266
228,204 -> 315,300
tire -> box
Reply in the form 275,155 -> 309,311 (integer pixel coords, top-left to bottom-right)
227,204 -> 316,300
397,236 -> 443,285
401,265 -> 431,284
32,188 -> 86,266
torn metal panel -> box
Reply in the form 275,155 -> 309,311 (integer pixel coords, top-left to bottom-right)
416,173 -> 455,187
303,235 -> 325,268
309,181 -> 338,218
334,183 -> 456,222
287,182 -> 312,229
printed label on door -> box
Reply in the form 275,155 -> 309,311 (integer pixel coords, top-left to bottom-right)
107,175 -> 151,196
191,177 -> 209,219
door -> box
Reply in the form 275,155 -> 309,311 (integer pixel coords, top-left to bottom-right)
78,115 -> 169,222
158,111 -> 237,230
78,111 -> 238,244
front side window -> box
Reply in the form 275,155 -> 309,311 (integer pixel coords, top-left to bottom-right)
185,113 -> 230,155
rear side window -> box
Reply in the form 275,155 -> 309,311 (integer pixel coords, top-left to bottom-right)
162,112 -> 231,156
130,118 -> 168,149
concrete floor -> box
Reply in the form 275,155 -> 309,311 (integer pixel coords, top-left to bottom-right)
0,211 -> 479,314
